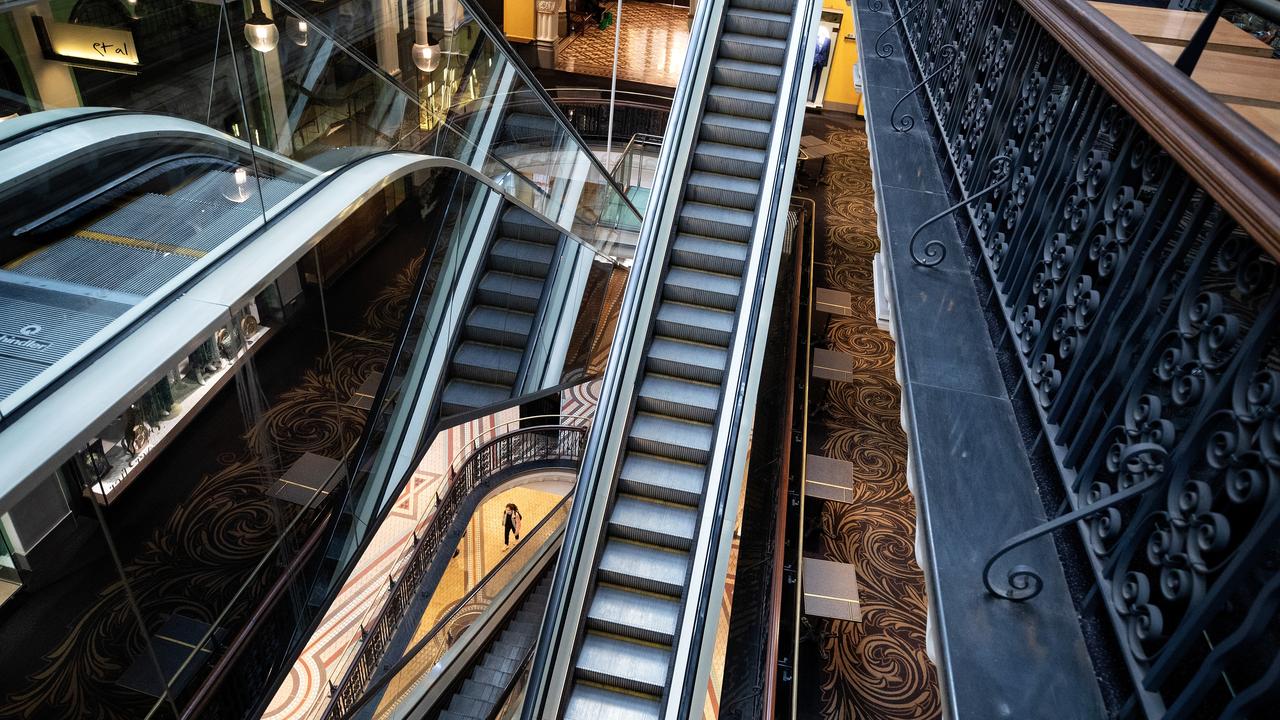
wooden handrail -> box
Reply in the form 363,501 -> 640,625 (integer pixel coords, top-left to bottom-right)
1017,0 -> 1280,254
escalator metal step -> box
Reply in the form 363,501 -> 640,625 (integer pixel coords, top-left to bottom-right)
574,633 -> 670,696
719,32 -> 787,65
637,375 -> 721,424
678,201 -> 755,242
713,58 -> 782,93
608,495 -> 699,550
452,342 -> 522,385
489,237 -> 556,276
655,301 -> 735,346
441,378 -> 510,414
647,337 -> 729,384
663,267 -> 742,310
477,271 -> 544,313
706,85 -> 777,121
691,141 -> 767,179
564,683 -> 662,720
685,171 -> 761,210
628,413 -> 714,463
699,112 -> 772,148
598,539 -> 691,596
724,7 -> 792,38
500,206 -> 562,244
620,453 -> 707,505
464,306 -> 534,346
730,0 -> 799,16
586,585 -> 681,644
459,679 -> 504,704
671,234 -> 751,275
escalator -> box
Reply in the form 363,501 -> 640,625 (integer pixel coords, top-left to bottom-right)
527,0 -> 816,717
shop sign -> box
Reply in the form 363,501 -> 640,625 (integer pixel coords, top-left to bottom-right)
33,17 -> 140,71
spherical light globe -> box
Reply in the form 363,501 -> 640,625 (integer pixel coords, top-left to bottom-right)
244,12 -> 279,53
412,42 -> 441,72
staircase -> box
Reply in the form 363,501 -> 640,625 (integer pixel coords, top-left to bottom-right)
438,573 -> 553,720
560,1 -> 797,717
440,206 -> 563,416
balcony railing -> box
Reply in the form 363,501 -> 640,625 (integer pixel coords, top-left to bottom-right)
872,0 -> 1280,717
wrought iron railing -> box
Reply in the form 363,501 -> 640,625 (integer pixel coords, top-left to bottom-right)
324,424 -> 586,718
872,0 -> 1280,717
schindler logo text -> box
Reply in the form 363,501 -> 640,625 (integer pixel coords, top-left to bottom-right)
0,333 -> 51,351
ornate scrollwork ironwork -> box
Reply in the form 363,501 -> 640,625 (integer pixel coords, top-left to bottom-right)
874,0 -> 925,58
889,44 -> 958,133
866,0 -> 885,12
910,155 -> 1013,267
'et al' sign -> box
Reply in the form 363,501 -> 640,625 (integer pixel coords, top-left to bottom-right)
33,17 -> 140,70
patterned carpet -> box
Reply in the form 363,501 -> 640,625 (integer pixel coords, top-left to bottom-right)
0,251 -> 422,720
803,119 -> 943,720
555,1 -> 690,87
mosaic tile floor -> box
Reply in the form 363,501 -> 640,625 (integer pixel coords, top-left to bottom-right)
556,1 -> 691,87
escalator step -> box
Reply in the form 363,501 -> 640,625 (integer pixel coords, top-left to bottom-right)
446,694 -> 489,718
586,585 -> 681,645
489,238 -> 556,276
685,171 -> 762,210
628,413 -> 714,464
620,453 -> 707,505
452,342 -> 522,385
699,112 -> 771,148
719,32 -> 787,65
691,141 -> 767,179
564,684 -> 661,720
459,679 -> 504,704
471,666 -> 513,688
598,539 -> 690,596
663,267 -> 742,311
647,337 -> 729,384
713,58 -> 783,93
724,7 -> 792,39
730,0 -> 799,16
464,306 -> 534,346
637,375 -> 721,424
609,495 -> 699,550
706,84 -> 778,121
655,301 -> 735,346
477,271 -> 544,313
500,206 -> 562,244
678,201 -> 755,242
441,378 -> 510,415
574,633 -> 671,696
672,234 -> 751,275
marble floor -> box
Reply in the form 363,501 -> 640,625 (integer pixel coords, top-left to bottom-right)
556,2 -> 691,87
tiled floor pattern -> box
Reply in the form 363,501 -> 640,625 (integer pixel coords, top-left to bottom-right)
803,118 -> 943,718
556,1 -> 691,87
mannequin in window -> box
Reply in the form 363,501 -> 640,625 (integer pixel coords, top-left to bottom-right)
810,34 -> 832,102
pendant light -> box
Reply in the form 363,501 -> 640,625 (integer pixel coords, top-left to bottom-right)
244,1 -> 279,53
411,35 -> 441,72
288,17 -> 309,47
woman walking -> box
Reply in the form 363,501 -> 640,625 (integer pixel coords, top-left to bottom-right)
503,503 -> 523,549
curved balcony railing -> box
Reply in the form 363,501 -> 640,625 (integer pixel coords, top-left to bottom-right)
872,0 -> 1280,717
325,423 -> 587,718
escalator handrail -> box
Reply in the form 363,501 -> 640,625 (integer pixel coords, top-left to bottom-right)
450,0 -> 644,223
668,3 -> 821,713
520,0 -> 731,714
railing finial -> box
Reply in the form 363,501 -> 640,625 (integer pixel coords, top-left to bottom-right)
910,155 -> 1013,267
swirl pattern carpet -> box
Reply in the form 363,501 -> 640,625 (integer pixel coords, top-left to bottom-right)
805,121 -> 942,720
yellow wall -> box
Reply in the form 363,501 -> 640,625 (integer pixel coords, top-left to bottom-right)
822,0 -> 863,112
505,0 -> 536,42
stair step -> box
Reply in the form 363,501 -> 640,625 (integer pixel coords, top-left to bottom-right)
637,375 -> 721,424
706,84 -> 778,121
678,201 -> 755,242
629,412 -> 714,463
477,271 -> 544,313
725,7 -> 792,39
587,585 -> 681,644
719,32 -> 787,65
574,633 -> 671,696
663,267 -> 742,311
452,342 -> 521,385
500,206 -> 562,244
655,301 -> 735,346
490,237 -> 556,276
692,141 -> 766,179
685,170 -> 761,210
700,112 -> 771,148
440,378 -> 510,415
620,452 -> 707,505
647,337 -> 729,384
598,538 -> 691,596
459,679 -> 504,704
671,234 -> 750,275
464,306 -> 533,346
564,684 -> 661,720
713,58 -> 782,93
609,495 -> 699,550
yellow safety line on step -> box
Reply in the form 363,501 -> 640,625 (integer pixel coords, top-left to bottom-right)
78,229 -> 206,259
